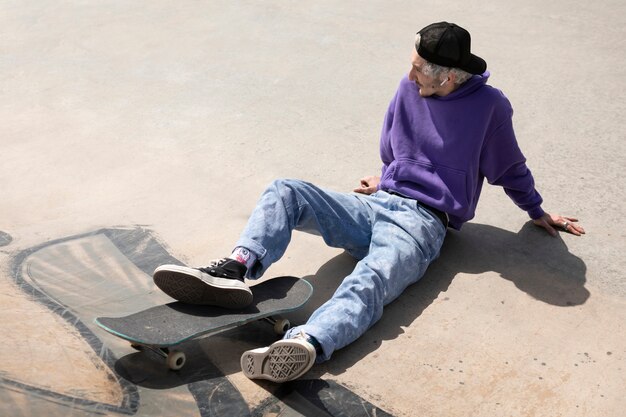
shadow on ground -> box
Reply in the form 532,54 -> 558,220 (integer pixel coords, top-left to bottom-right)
296,221 -> 588,375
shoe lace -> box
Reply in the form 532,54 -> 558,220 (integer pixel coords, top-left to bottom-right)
198,258 -> 227,273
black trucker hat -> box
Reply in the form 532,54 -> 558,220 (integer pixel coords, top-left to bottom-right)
417,22 -> 487,75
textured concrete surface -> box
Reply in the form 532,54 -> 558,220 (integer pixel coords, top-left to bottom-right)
1,1 -> 624,416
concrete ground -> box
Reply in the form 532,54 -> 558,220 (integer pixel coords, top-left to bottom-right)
1,1 -> 625,416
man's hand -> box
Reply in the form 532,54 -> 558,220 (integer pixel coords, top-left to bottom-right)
354,176 -> 381,195
533,213 -> 585,237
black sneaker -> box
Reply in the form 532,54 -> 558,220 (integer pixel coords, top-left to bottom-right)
153,259 -> 253,308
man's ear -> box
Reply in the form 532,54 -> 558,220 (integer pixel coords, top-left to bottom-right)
446,71 -> 457,85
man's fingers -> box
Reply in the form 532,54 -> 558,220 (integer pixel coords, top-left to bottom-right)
553,218 -> 586,236
354,185 -> 374,194
536,213 -> 585,237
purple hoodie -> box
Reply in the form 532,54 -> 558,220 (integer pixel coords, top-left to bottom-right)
379,72 -> 544,229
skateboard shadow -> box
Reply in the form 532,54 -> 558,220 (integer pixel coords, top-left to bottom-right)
113,340 -> 230,388
298,221 -> 589,375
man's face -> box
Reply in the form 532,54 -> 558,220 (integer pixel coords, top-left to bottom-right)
408,50 -> 441,97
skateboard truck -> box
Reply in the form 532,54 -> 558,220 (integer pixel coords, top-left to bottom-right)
130,344 -> 187,370
263,316 -> 291,335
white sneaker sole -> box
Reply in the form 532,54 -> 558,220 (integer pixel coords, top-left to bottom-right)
153,264 -> 253,308
241,339 -> 316,383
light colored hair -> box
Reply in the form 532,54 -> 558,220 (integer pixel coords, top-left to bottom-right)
415,34 -> 473,85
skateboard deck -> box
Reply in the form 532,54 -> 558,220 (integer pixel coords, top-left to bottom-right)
95,276 -> 312,369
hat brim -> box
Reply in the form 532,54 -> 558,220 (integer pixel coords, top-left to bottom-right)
417,43 -> 487,75
460,54 -> 487,75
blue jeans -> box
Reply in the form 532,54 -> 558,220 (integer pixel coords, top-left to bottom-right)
235,179 -> 446,362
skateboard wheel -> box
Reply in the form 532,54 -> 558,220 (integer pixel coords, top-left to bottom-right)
166,350 -> 186,371
273,319 -> 291,335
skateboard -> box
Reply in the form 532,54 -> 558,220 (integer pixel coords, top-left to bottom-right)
95,276 -> 313,370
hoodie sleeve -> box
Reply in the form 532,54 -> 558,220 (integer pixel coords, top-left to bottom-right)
378,87 -> 399,188
480,115 -> 545,220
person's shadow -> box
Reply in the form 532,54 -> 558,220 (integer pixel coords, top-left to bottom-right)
296,221 -> 589,375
